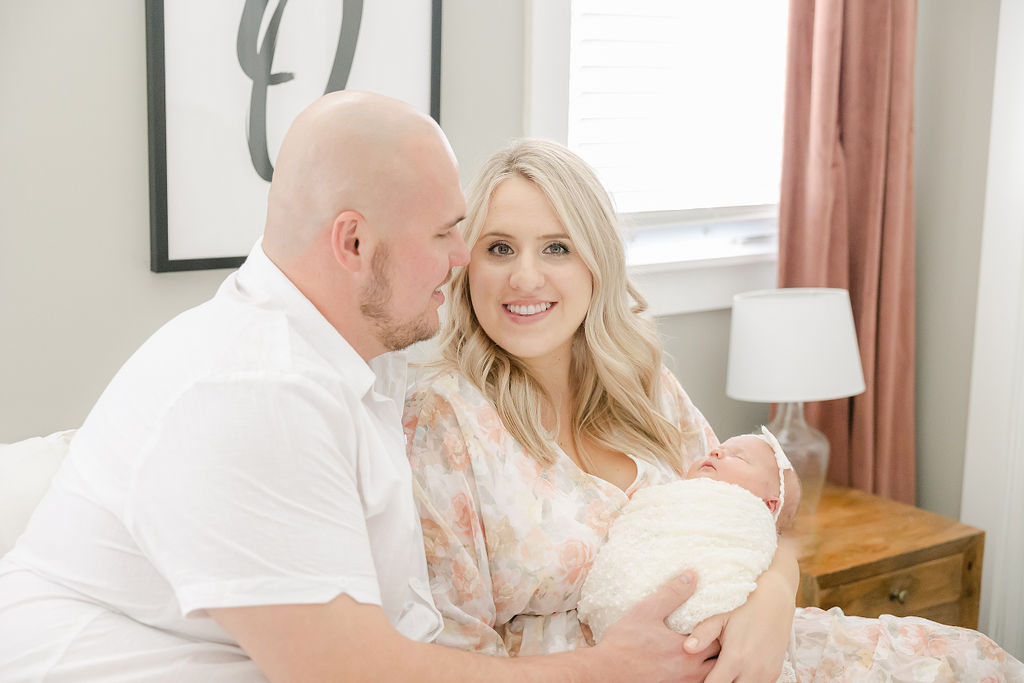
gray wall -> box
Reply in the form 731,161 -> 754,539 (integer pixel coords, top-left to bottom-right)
0,4 -> 226,441
913,0 -> 1000,517
0,1 -> 1000,526
440,0 -> 526,185
659,310 -> 769,439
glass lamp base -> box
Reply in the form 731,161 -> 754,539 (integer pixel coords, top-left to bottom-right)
768,402 -> 830,517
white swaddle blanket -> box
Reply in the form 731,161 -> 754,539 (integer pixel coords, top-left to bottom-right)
579,477 -> 776,638
579,477 -> 796,682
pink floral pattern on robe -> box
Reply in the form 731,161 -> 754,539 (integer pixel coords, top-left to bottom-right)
404,367 -> 712,656
789,607 -> 1024,681
404,367 -> 1024,680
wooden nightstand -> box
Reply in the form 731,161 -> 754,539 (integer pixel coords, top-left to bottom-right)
790,484 -> 984,629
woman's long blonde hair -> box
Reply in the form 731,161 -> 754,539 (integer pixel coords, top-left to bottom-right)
439,139 -> 685,472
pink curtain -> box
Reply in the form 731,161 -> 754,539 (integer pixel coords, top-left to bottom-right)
777,0 -> 917,503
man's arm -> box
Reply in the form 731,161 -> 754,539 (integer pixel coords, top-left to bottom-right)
210,572 -> 717,683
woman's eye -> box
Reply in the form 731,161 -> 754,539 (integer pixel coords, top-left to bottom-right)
488,242 -> 513,256
544,242 -> 570,255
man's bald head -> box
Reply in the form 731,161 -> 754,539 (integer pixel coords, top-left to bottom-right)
255,91 -> 467,361
262,91 -> 457,263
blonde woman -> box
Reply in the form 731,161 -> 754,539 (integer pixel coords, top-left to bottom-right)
404,139 -> 1024,681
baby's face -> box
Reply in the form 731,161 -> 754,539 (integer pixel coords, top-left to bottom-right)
686,435 -> 780,501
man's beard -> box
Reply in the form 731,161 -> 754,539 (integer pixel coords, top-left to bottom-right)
359,243 -> 438,352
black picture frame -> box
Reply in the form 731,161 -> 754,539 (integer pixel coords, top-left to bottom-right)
145,0 -> 443,273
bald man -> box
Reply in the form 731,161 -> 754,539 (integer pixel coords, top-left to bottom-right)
0,92 -> 701,682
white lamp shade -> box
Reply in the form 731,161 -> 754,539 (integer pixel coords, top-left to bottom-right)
727,288 -> 866,402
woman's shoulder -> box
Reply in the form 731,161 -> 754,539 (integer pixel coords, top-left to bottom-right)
404,366 -> 521,478
655,365 -> 696,415
407,366 -> 485,401
404,366 -> 495,424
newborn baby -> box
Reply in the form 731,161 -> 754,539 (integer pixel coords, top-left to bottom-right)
578,426 -> 797,682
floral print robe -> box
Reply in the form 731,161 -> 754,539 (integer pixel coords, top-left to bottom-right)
404,368 -> 1024,681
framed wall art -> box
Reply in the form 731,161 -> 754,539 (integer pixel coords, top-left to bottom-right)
145,0 -> 442,272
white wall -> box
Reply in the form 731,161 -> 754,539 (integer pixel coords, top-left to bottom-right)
914,1 -> 1024,650
960,0 -> 1024,656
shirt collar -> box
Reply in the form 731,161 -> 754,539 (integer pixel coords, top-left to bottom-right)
368,350 -> 410,407
230,239 -> 407,401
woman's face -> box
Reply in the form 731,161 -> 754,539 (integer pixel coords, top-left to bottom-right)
467,175 -> 594,373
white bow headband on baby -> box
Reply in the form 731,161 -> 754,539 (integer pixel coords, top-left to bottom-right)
753,425 -> 793,522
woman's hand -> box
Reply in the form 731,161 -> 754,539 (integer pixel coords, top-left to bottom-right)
683,540 -> 799,682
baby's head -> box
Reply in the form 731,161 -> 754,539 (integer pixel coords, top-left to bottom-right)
685,427 -> 799,531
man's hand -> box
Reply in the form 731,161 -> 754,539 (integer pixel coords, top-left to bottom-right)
588,571 -> 720,683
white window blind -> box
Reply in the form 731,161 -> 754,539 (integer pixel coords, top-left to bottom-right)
567,0 -> 789,216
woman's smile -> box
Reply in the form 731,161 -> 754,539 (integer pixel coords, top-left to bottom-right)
504,301 -> 556,320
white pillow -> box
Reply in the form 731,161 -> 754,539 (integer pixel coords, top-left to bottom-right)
0,430 -> 74,557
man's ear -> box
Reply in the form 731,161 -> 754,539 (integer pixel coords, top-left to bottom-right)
765,497 -> 780,515
329,210 -> 367,271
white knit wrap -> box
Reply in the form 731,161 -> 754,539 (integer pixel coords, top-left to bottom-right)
578,477 -> 777,640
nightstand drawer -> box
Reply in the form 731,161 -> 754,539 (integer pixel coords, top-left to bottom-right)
817,553 -> 963,618
795,485 -> 985,628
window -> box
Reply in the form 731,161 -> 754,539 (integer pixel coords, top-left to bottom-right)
525,0 -> 789,314
567,0 -> 788,216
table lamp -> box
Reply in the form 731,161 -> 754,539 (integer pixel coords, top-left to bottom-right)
726,288 -> 866,515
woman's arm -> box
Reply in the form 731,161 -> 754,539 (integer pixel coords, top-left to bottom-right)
685,537 -> 799,683
405,386 -> 512,655
662,366 -> 797,681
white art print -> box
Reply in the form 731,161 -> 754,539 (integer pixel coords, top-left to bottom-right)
146,0 -> 439,271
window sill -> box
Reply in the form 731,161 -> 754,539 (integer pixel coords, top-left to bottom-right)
626,244 -> 778,318
622,209 -> 779,317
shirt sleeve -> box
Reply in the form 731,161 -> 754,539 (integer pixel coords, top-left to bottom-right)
659,367 -> 720,469
404,384 -> 510,656
127,374 -> 380,616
